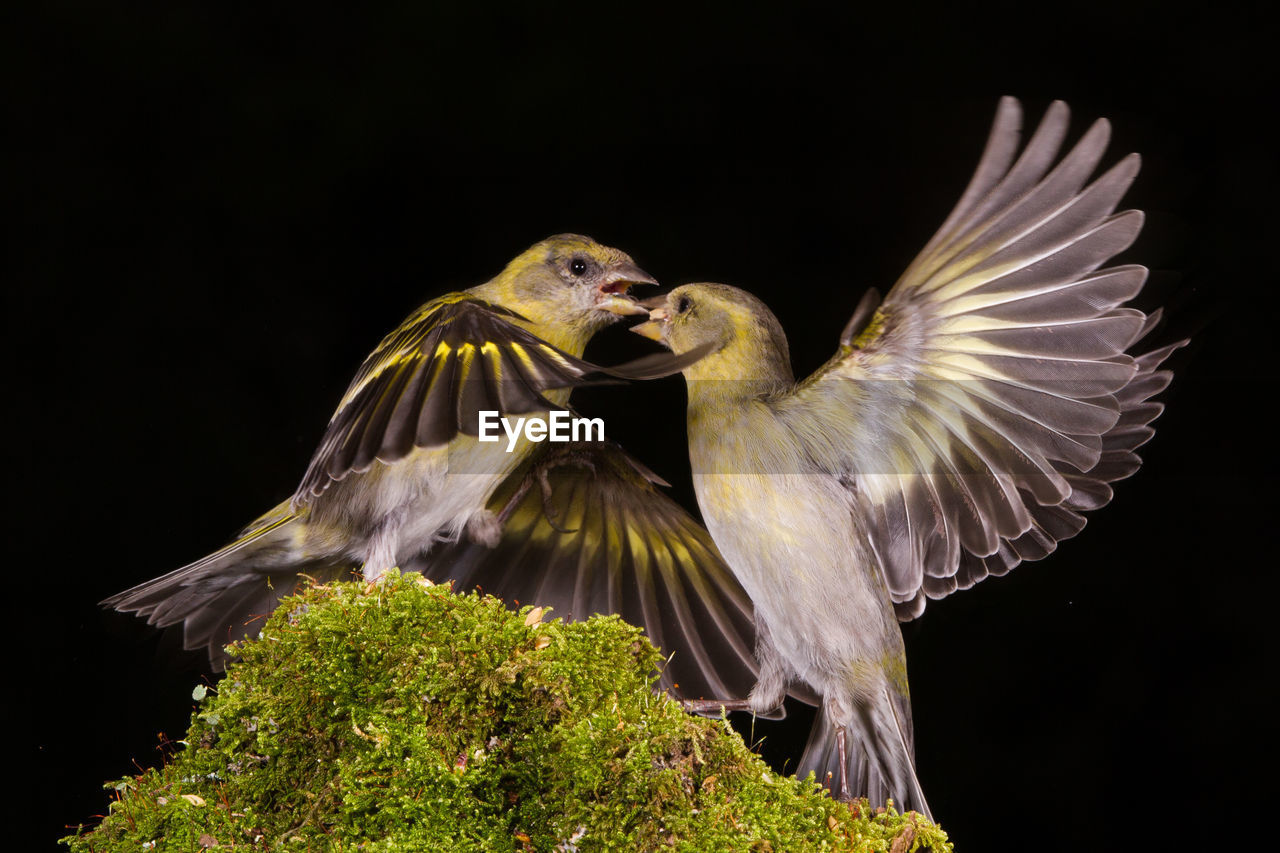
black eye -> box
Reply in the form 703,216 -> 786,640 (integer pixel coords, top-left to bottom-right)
676,295 -> 692,314
569,257 -> 588,276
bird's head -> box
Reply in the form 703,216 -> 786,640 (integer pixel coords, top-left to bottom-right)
476,234 -> 656,353
632,283 -> 793,389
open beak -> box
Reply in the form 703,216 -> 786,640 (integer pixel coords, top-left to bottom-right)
630,303 -> 670,343
595,262 -> 658,316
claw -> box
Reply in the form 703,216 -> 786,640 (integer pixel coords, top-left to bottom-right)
497,447 -> 603,534
537,467 -> 579,534
836,726 -> 852,800
679,697 -> 755,716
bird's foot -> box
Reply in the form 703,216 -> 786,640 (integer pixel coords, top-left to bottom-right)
679,697 -> 755,716
494,446 -> 594,533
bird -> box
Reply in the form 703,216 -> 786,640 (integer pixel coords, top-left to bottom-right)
629,97 -> 1186,817
103,233 -> 717,670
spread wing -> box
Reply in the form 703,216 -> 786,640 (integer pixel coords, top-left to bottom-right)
294,296 -> 616,504
408,439 -> 818,709
775,97 -> 1186,620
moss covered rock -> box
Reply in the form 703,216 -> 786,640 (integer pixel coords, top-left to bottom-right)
66,572 -> 950,851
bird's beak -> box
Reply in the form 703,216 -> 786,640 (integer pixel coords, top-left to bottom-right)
630,304 -> 670,342
595,262 -> 658,316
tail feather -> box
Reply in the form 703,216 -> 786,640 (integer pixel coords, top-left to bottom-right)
101,508 -> 355,670
798,687 -> 931,820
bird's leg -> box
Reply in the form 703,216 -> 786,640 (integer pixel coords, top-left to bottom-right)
535,465 -> 578,534
499,446 -> 597,534
494,478 -> 534,526
835,725 -> 852,800
539,448 -> 597,524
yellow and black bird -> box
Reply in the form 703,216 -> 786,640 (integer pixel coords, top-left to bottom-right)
632,98 -> 1185,816
103,234 -> 741,691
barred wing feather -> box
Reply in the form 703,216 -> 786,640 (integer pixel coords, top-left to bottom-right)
777,98 -> 1184,620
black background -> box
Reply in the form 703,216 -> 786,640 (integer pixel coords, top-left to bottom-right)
12,3 -> 1274,851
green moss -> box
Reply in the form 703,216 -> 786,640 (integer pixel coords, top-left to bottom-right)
66,572 -> 951,852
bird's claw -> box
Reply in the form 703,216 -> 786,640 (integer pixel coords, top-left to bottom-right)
679,697 -> 755,717
498,448 -> 599,534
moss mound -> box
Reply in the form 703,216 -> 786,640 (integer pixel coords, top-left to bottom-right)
66,572 -> 950,851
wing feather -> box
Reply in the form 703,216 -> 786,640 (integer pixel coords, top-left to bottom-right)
293,297 -> 615,504
775,98 -> 1186,618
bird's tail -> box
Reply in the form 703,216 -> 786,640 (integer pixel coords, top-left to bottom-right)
797,684 -> 931,820
101,502 -> 357,670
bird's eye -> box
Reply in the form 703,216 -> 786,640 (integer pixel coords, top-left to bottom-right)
676,295 -> 692,314
569,257 -> 588,276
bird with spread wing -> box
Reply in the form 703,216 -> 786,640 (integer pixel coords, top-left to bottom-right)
102,234 -> 730,684
631,97 -> 1185,817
